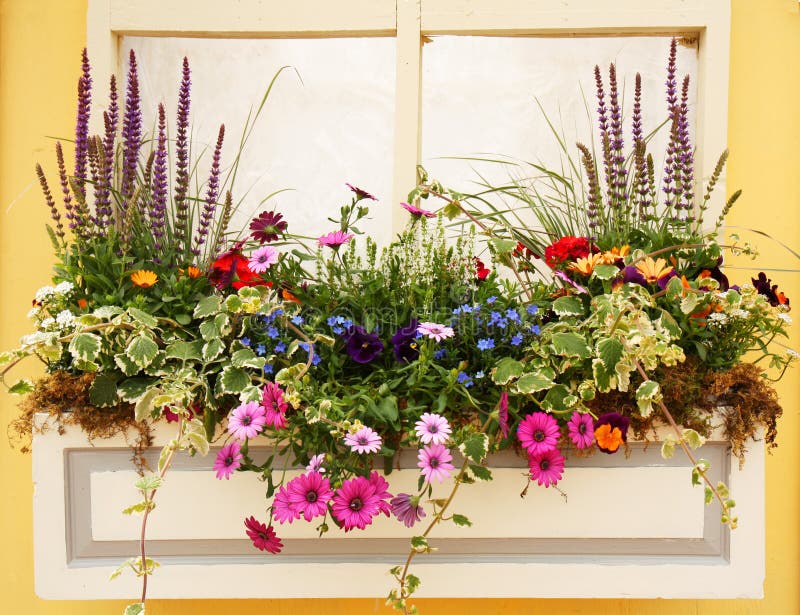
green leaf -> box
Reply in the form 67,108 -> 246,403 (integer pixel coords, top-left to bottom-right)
451,513 -> 472,527
135,388 -> 159,421
185,419 -> 210,456
114,353 -> 140,376
492,357 -> 523,385
489,237 -> 517,254
220,366 -> 250,393
89,374 -> 118,407
117,378 -> 155,402
682,428 -> 706,450
515,369 -> 555,394
550,332 -> 591,359
122,501 -> 150,515
231,348 -> 266,369
596,337 -> 624,371
127,307 -> 158,328
661,437 -> 677,460
194,295 -> 221,318
469,464 -> 492,481
165,340 -> 202,362
202,338 -> 225,361
658,310 -> 682,338
541,385 -> 576,413
124,603 -> 145,615
592,264 -> 618,280
410,535 -> 429,552
68,332 -> 102,362
459,432 -> 489,464
134,474 -> 163,491
680,293 -> 699,315
366,395 -> 399,425
126,334 -> 159,369
175,313 -> 192,326
8,379 -> 35,395
635,380 -> 661,417
199,319 -> 220,341
552,296 -> 584,317
224,295 -> 243,312
406,574 -> 421,596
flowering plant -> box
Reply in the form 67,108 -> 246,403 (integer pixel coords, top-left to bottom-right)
3,40 -> 794,615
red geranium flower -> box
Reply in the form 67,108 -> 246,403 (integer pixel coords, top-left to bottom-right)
474,258 -> 491,281
209,249 -> 273,290
544,236 -> 592,269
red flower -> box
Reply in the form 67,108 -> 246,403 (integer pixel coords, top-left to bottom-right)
544,236 -> 592,269
209,249 -> 273,290
513,242 -> 534,259
249,210 -> 287,243
474,258 -> 491,281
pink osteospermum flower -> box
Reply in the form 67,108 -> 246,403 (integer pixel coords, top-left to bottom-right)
248,245 -> 279,273
244,516 -> 283,553
306,453 -> 326,473
368,471 -> 393,516
417,443 -> 455,483
390,493 -> 426,528
567,411 -> 595,449
213,441 -> 243,480
517,411 -> 560,456
287,471 -> 333,522
528,448 -> 565,487
346,183 -> 377,201
345,426 -> 382,454
331,475 -> 381,531
262,381 -> 288,429
272,485 -> 301,524
317,230 -> 354,249
414,412 -> 452,445
227,401 -> 267,441
417,321 -> 455,342
401,201 -> 436,218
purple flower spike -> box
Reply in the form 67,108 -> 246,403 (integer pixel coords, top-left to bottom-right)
121,50 -> 142,205
151,104 -> 169,260
174,57 -> 192,254
95,75 -> 119,228
194,124 -> 225,255
74,48 -> 92,199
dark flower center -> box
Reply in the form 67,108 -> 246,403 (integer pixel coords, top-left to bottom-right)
539,459 -> 550,471
225,455 -> 234,466
428,425 -> 438,433
533,430 -> 545,442
429,458 -> 439,468
358,436 -> 368,445
349,497 -> 363,511
242,416 -> 252,426
258,531 -> 268,540
306,491 -> 318,503
578,423 -> 586,434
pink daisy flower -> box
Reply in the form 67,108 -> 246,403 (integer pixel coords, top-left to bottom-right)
368,471 -> 393,516
248,245 -> 279,273
272,485 -> 301,524
244,516 -> 283,553
287,471 -> 333,522
497,392 -> 509,439
345,426 -> 382,454
390,493 -> 426,528
317,230 -> 354,249
528,448 -> 565,487
417,443 -> 455,483
417,321 -> 455,342
227,401 -> 267,441
331,475 -> 381,531
401,202 -> 436,218
213,441 -> 243,480
567,411 -> 595,449
346,183 -> 377,201
414,412 -> 452,445
306,453 -> 326,473
517,412 -> 560,456
262,381 -> 288,429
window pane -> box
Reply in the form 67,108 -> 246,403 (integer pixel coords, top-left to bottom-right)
422,36 -> 698,198
122,36 -> 397,245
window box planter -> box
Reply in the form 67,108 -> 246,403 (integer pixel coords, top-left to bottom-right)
32,413 -> 764,600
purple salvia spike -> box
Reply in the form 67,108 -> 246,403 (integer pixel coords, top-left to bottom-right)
151,103 -> 169,263
594,65 -> 613,208
608,63 -> 627,207
577,142 -> 602,234
88,136 -> 101,226
55,141 -> 75,227
174,57 -> 192,255
665,38 -> 678,113
97,74 -> 119,228
193,124 -> 225,256
632,73 -> 649,216
121,50 -> 142,205
678,74 -> 694,218
35,164 -> 65,239
663,39 -> 681,216
74,48 -> 92,200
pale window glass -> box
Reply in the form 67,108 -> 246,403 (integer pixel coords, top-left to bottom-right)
122,37 -> 397,246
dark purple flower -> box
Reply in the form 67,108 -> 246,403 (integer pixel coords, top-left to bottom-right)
250,210 -> 288,243
699,257 -> 729,291
752,272 -> 790,307
391,319 -> 419,363
621,265 -> 647,287
174,57 -> 192,253
656,268 -> 678,290
593,412 -> 630,454
344,325 -> 383,364
121,50 -> 142,203
151,104 -> 169,259
193,124 -> 225,255
346,183 -> 376,201
74,48 -> 92,199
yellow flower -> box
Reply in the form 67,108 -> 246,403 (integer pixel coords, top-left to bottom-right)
568,252 -> 604,276
635,257 -> 674,283
180,266 -> 203,279
598,245 -> 630,264
131,270 -> 158,288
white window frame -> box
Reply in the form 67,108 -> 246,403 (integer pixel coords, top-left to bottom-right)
88,0 -> 731,233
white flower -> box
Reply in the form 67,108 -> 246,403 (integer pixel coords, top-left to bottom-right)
34,286 -> 56,302
54,281 -> 74,295
27,306 -> 41,319
708,313 -> 728,326
730,309 -> 749,319
39,317 -> 56,329
778,313 -> 792,324
786,349 -> 799,359
56,310 -> 75,328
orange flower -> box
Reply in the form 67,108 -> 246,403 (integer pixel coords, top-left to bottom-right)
281,288 -> 301,303
180,266 -> 203,279
594,423 -> 624,453
568,252 -> 604,276
131,270 -> 158,288
635,257 -> 674,284
77,298 -> 88,309
598,245 -> 630,265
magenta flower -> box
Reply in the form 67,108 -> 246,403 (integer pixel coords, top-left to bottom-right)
248,245 -> 279,273
401,201 -> 435,218
414,412 -> 452,445
345,426 -> 382,454
250,210 -> 288,243
272,485 -> 301,524
417,321 -> 455,342
417,443 -> 455,483
528,448 -> 565,487
213,441 -> 243,480
244,516 -> 283,553
287,471 -> 333,522
227,401 -> 267,441
368,471 -> 393,516
262,381 -> 288,429
517,412 -> 560,456
346,183 -> 376,201
497,392 -> 509,439
306,453 -> 326,473
390,493 -> 426,528
331,475 -> 381,531
317,230 -> 354,249
567,411 -> 595,449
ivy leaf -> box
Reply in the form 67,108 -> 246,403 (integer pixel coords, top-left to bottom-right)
219,366 -> 250,393
231,348 -> 266,369
552,296 -> 584,317
114,353 -> 139,376
596,337 -> 623,372
459,432 -> 489,464
550,332 -> 591,359
665,275 -> 685,301
117,377 -> 156,402
592,264 -> 618,280
541,384 -> 576,413
592,358 -> 615,392
225,295 -> 243,313
492,357 -> 523,385
165,340 -> 202,362
134,388 -> 159,421
194,295 -> 221,318
127,307 -> 158,328
89,374 -> 118,407
410,535 -> 430,552
68,332 -> 102,362
658,310 -> 682,338
202,338 -> 225,361
451,513 -> 473,527
126,334 -> 159,369
8,379 -> 35,395
199,319 -> 220,341
468,464 -> 492,481
635,380 -> 661,417
515,369 -> 555,394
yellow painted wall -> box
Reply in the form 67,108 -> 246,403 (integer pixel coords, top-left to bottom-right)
1,0 -> 798,613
